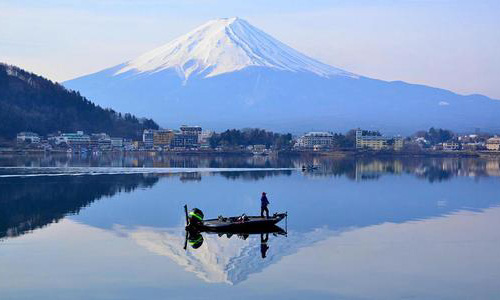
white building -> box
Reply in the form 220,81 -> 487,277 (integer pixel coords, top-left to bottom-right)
180,125 -> 202,141
296,132 -> 334,149
90,133 -> 111,150
17,132 -> 40,144
142,129 -> 155,149
486,137 -> 500,151
252,144 -> 267,155
442,141 -> 460,151
356,129 -> 403,151
55,131 -> 90,147
199,130 -> 214,148
110,137 -> 124,148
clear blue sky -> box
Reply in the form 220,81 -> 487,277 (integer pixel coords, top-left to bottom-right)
1,0 -> 499,99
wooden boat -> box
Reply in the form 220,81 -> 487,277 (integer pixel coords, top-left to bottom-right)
184,205 -> 287,233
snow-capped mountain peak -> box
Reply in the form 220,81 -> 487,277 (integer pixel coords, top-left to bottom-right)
64,17 -> 500,133
115,17 -> 355,80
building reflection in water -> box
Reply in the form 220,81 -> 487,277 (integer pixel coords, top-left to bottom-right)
299,157 -> 500,182
2,153 -> 500,180
1,156 -> 500,241
1,156 -> 500,287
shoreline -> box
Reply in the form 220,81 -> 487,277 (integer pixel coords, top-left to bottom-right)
1,148 -> 499,158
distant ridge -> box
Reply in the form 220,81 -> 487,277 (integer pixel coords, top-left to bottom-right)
0,63 -> 158,139
64,17 -> 500,133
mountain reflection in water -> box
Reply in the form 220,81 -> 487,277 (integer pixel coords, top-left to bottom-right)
1,156 -> 499,242
113,225 -> 327,285
1,156 -> 500,290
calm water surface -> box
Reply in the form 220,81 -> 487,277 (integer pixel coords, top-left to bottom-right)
1,154 -> 500,299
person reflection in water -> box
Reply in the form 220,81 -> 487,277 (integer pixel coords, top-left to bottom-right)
261,192 -> 270,218
260,233 -> 269,258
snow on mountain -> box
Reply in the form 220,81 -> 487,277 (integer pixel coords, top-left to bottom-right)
64,17 -> 500,133
115,17 -> 356,81
116,226 -> 334,285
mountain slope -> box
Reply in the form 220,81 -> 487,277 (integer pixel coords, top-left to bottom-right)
64,18 -> 500,133
115,17 -> 355,80
0,63 -> 158,139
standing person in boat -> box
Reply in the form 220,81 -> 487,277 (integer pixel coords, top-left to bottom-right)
261,192 -> 270,218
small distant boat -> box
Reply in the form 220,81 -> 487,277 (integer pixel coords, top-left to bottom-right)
302,165 -> 319,171
184,205 -> 287,233
253,151 -> 268,156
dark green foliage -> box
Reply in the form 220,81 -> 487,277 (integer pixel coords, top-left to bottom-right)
416,127 -> 454,145
0,63 -> 159,139
209,128 -> 293,149
332,130 -> 356,148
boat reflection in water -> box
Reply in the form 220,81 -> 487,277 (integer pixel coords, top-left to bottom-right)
185,225 -> 287,260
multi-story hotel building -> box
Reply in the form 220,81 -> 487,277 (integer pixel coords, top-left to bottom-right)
153,130 -> 175,147
356,129 -> 403,151
55,131 -> 91,147
142,129 -> 155,149
180,125 -> 202,137
296,132 -> 334,149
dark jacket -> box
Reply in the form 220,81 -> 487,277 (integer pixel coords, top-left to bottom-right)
261,195 -> 269,207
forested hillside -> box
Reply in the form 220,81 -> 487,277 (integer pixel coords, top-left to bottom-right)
0,63 -> 158,139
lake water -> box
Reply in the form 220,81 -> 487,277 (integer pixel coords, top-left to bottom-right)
1,154 -> 500,299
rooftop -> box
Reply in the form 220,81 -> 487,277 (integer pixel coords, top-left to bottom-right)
304,132 -> 333,137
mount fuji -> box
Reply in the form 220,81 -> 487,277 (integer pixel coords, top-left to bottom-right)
64,17 -> 500,133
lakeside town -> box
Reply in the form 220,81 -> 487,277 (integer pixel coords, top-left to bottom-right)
6,125 -> 500,156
